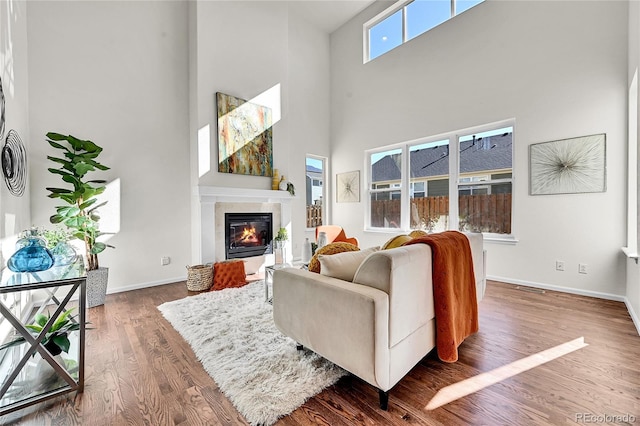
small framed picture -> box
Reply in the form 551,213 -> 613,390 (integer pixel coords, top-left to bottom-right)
336,170 -> 360,203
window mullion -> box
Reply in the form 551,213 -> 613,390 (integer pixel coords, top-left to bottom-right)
449,135 -> 459,231
401,144 -> 411,230
402,4 -> 408,43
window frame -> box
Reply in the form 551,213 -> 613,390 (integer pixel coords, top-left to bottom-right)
365,119 -> 516,242
363,0 -> 483,63
305,154 -> 328,230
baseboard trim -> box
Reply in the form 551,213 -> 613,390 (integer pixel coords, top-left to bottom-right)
623,297 -> 640,336
106,276 -> 187,295
488,275 -> 640,335
486,275 -> 626,302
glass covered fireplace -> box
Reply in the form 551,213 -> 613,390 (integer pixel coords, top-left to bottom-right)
225,213 -> 273,260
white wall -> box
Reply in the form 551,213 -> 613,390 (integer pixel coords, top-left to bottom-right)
627,0 -> 640,331
27,1 -> 191,293
0,0 -> 31,264
331,1 -> 628,297
287,10 -> 331,252
190,1 -> 331,260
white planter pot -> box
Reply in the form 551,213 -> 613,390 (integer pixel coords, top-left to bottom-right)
274,241 -> 286,264
86,267 -> 109,308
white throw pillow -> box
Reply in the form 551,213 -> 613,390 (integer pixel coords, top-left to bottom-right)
319,247 -> 379,282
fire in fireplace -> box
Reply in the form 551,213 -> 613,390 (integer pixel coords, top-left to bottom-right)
225,213 -> 273,259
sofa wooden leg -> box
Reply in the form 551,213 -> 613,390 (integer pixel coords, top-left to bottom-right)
379,390 -> 389,410
296,343 -> 304,351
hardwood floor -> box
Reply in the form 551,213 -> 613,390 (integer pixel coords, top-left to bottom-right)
2,280 -> 639,425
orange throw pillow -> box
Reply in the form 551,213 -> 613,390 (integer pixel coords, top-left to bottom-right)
212,260 -> 247,290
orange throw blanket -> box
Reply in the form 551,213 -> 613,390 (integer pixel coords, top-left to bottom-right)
404,231 -> 478,363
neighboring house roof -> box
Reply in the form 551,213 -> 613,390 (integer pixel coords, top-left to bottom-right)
306,164 -> 322,174
372,133 -> 513,182
306,164 -> 323,180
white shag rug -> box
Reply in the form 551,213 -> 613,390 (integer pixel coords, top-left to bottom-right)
157,281 -> 346,426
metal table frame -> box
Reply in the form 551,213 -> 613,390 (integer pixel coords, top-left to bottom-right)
0,265 -> 86,416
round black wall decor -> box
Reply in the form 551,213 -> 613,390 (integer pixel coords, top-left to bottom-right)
2,130 -> 27,197
0,76 -> 5,140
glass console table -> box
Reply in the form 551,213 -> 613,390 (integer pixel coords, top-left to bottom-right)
264,262 -> 307,304
0,261 -> 86,416
264,263 -> 292,304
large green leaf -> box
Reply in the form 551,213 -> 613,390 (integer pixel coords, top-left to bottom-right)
50,214 -> 65,224
62,174 -> 81,187
51,309 -> 74,332
91,242 -> 107,254
82,140 -> 101,152
47,188 -> 72,194
47,140 -> 69,151
57,206 -> 80,217
46,132 -> 67,141
47,156 -> 71,167
35,313 -> 48,327
73,162 -> 95,176
67,135 -> 85,151
79,151 -> 101,159
48,168 -> 73,178
64,217 -> 83,228
0,336 -> 26,351
79,198 -> 98,210
25,323 -> 43,333
59,194 -> 79,204
51,334 -> 71,353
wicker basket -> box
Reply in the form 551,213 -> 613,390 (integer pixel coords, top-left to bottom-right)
186,264 -> 213,291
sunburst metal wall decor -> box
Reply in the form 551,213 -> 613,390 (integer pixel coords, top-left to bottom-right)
529,133 -> 606,195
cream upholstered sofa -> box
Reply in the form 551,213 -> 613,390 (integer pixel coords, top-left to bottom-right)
272,233 -> 485,410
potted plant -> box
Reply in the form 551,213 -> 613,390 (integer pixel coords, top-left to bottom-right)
273,227 -> 288,264
0,308 -> 82,356
40,227 -> 78,266
45,132 -> 113,307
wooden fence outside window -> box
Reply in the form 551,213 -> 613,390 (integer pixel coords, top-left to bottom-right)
306,205 -> 323,228
370,194 -> 512,234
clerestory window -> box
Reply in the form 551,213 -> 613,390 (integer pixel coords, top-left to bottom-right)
364,0 -> 484,62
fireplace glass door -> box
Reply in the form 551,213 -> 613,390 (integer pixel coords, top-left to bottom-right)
225,213 -> 273,259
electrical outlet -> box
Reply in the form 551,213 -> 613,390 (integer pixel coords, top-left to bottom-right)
161,256 -> 171,266
578,263 -> 588,274
555,260 -> 565,271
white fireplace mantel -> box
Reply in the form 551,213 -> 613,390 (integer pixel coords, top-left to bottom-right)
196,186 -> 295,203
195,186 -> 294,268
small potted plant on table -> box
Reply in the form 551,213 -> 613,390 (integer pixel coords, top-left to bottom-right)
0,308 -> 82,357
273,227 -> 288,264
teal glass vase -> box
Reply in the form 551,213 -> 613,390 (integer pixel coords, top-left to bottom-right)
51,241 -> 77,266
8,236 -> 55,273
